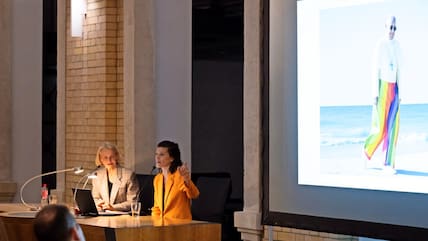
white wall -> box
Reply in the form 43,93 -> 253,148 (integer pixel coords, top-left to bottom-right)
154,0 -> 192,164
124,0 -> 191,173
11,0 -> 43,202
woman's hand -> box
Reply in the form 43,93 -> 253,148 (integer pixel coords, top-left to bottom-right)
178,162 -> 191,185
102,203 -> 114,211
97,201 -> 114,211
97,201 -> 105,209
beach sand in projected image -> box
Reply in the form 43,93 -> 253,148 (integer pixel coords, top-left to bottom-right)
320,142 -> 428,177
319,104 -> 428,180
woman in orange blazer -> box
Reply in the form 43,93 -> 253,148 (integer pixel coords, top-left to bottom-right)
151,140 -> 200,219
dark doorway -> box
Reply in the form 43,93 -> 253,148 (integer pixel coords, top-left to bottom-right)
192,1 -> 244,240
42,0 -> 57,189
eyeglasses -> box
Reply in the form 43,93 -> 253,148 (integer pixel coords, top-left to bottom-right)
389,25 -> 397,31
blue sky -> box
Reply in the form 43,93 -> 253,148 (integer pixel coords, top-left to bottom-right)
299,0 -> 428,106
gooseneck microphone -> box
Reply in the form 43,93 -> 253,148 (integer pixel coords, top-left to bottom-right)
20,166 -> 84,210
73,166 -> 100,207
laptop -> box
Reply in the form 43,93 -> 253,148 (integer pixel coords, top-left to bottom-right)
72,188 -> 127,216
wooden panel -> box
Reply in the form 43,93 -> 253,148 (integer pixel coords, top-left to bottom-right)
115,223 -> 221,241
0,217 -> 9,241
80,224 -> 107,241
0,216 -> 37,241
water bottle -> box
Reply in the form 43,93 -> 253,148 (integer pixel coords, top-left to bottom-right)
41,183 -> 49,207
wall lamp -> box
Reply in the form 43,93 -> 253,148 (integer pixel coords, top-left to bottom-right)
71,0 -> 87,37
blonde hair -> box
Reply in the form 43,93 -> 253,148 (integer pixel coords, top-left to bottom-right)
94,142 -> 121,166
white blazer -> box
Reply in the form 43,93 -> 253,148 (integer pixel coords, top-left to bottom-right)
91,166 -> 139,211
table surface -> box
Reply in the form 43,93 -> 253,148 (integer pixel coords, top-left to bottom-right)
0,203 -> 212,228
0,203 -> 221,241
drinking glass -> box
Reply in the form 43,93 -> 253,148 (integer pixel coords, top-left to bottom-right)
131,201 -> 141,217
48,194 -> 58,204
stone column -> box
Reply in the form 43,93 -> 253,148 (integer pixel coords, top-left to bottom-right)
123,0 -> 156,174
0,0 -> 17,202
234,0 -> 263,240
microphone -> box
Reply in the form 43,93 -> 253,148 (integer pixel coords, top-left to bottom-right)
82,165 -> 100,189
73,166 -> 100,208
150,165 -> 159,175
20,166 -> 84,210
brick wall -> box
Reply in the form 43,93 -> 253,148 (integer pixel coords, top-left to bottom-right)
64,0 -> 123,203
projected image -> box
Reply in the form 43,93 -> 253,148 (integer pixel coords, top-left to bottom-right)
298,0 -> 428,193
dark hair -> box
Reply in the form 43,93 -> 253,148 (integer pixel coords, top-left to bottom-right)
157,140 -> 182,174
34,204 -> 76,241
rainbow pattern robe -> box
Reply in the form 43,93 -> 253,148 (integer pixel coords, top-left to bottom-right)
364,80 -> 400,167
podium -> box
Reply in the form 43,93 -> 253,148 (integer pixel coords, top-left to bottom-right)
0,203 -> 221,241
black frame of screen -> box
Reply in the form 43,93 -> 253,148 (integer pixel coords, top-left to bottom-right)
260,1 -> 428,240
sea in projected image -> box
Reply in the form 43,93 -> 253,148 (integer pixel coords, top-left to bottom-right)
320,104 -> 428,177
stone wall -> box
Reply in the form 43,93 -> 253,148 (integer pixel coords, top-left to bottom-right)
0,0 -> 16,202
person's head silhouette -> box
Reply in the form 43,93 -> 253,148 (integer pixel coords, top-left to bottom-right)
34,204 -> 85,241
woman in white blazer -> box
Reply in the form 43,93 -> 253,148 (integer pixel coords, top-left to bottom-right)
91,142 -> 139,211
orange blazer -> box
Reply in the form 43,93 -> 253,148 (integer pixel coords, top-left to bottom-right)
151,171 -> 200,219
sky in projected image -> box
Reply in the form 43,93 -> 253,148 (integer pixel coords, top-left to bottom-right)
298,0 -> 428,194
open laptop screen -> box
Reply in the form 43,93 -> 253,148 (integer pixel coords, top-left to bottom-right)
72,188 -> 100,216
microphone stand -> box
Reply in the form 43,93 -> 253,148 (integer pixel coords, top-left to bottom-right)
20,166 -> 84,210
73,166 -> 100,208
135,166 -> 158,215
